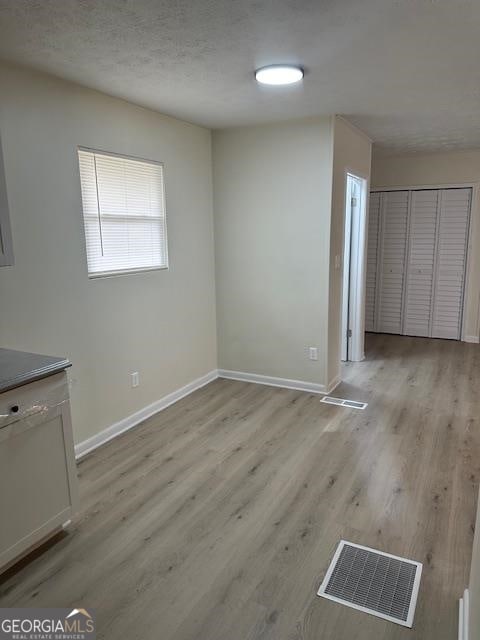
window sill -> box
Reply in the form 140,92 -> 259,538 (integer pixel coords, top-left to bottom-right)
88,265 -> 169,279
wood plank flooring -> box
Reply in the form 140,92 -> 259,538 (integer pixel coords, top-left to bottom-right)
1,334 -> 479,639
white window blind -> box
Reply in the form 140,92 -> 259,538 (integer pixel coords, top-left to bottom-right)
78,149 -> 168,277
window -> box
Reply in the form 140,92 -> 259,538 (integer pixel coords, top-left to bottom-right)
78,148 -> 168,277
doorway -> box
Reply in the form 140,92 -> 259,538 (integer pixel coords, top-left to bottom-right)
366,188 -> 471,340
341,173 -> 368,362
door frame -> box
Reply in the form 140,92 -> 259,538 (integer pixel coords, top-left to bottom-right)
371,182 -> 477,342
341,175 -> 354,361
341,170 -> 369,362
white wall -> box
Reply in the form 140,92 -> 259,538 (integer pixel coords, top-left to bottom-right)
372,149 -> 480,341
0,63 -> 374,448
213,117 -> 334,388
0,63 -> 217,445
328,118 -> 372,384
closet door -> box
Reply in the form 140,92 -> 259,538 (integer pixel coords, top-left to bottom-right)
431,188 -> 471,339
365,192 -> 381,331
403,190 -> 439,337
376,191 -> 409,334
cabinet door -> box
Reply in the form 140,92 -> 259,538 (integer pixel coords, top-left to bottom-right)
376,191 -> 409,334
365,192 -> 381,332
431,188 -> 471,339
0,373 -> 78,569
403,190 -> 439,337
0,133 -> 14,267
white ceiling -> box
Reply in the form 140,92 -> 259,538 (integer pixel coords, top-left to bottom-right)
0,0 -> 479,152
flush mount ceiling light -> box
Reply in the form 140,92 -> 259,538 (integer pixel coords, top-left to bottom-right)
255,65 -> 304,86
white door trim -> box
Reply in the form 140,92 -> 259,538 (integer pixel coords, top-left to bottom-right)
459,589 -> 469,640
341,175 -> 354,361
341,170 -> 369,363
372,182 -> 478,192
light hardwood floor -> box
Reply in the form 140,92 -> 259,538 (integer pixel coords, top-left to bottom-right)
1,334 -> 479,639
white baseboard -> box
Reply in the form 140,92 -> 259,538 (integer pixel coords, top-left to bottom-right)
75,369 -> 218,459
75,367 -> 337,459
326,375 -> 341,394
464,336 -> 480,344
218,369 -> 327,394
459,589 -> 469,640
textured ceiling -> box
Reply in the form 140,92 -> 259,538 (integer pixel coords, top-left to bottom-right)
0,0 -> 479,152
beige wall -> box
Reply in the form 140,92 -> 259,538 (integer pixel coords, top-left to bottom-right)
372,149 -> 480,340
328,117 -> 372,384
213,117 -> 334,388
0,63 -> 217,444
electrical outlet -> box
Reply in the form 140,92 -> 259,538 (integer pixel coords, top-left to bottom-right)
335,254 -> 341,270
131,371 -> 140,388
308,347 -> 318,361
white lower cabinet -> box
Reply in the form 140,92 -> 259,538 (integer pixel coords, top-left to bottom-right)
366,187 -> 471,340
0,371 -> 78,569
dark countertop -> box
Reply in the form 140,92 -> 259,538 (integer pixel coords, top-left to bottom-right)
0,348 -> 71,393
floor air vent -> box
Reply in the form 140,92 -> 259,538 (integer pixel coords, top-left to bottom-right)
317,541 -> 422,628
320,396 -> 367,410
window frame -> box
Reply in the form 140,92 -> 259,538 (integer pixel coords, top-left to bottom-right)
77,146 -> 169,279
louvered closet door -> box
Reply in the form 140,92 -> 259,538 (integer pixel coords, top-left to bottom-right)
403,190 -> 439,337
365,192 -> 381,331
431,188 -> 471,339
376,191 -> 409,334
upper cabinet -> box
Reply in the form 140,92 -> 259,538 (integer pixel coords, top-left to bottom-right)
0,133 -> 13,267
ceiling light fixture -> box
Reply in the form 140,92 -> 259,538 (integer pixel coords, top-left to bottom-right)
255,65 -> 304,86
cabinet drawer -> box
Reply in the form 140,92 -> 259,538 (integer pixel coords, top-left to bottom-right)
0,371 -> 69,431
